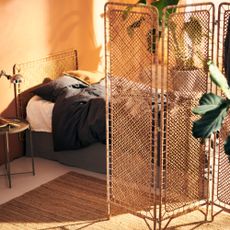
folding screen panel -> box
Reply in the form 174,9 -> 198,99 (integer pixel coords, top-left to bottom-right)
105,2 -> 229,229
105,2 -> 160,226
159,3 -> 215,227
212,2 -> 230,217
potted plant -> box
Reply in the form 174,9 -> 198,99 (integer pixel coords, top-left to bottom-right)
168,15 -> 207,96
192,61 -> 230,162
123,0 -> 180,54
123,1 -> 207,94
169,17 -> 204,69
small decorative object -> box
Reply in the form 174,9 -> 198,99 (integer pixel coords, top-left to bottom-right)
0,117 -> 21,128
192,60 -> 230,162
0,118 -> 8,128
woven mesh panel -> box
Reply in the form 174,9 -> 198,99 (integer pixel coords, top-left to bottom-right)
167,11 -> 209,96
106,3 -> 158,212
16,50 -> 77,90
165,96 -> 206,212
164,8 -> 210,213
218,114 -> 230,205
15,50 -> 77,119
215,5 -> 230,208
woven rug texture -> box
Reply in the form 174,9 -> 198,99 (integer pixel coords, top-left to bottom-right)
0,171 -> 229,230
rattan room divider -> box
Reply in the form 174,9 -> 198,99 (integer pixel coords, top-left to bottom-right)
211,2 -> 230,220
105,2 -> 230,229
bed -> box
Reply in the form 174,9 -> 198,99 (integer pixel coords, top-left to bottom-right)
15,49 -> 106,174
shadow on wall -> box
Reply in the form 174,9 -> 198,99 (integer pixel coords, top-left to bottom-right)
0,78 -> 51,165
1,0 -> 13,4
0,0 -> 104,164
47,0 -> 102,71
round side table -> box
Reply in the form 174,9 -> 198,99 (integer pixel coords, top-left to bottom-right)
0,118 -> 35,188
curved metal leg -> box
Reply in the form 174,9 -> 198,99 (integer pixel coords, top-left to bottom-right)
29,128 -> 35,176
5,131 -> 11,188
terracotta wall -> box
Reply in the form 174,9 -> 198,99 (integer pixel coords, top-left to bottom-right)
0,0 -> 108,115
0,0 -> 106,163
0,0 -> 223,163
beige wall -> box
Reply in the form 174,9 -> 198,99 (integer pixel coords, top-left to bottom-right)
0,0 -> 225,161
0,0 -> 107,115
0,0 -> 106,163
0,0 -> 223,116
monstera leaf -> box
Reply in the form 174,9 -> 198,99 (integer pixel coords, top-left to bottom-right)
123,0 -> 179,22
127,16 -> 145,37
192,93 -> 224,115
123,0 -> 179,45
192,94 -> 230,138
224,136 -> 230,161
151,0 -> 179,24
192,62 -> 230,162
122,0 -> 146,21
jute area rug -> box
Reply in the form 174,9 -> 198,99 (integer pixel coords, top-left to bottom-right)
0,171 -> 229,230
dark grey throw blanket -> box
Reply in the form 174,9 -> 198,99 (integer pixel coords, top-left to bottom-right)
52,84 -> 105,151
224,16 -> 230,85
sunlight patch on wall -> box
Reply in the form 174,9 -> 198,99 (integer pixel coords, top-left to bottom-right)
0,0 -> 49,69
0,0 -> 49,113
93,0 -> 107,72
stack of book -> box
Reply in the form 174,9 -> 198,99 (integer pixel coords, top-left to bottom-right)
0,117 -> 21,128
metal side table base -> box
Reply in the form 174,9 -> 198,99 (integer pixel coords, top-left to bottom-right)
0,118 -> 35,188
5,130 -> 12,188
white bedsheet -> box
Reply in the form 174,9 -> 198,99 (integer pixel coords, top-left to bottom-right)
26,95 -> 54,133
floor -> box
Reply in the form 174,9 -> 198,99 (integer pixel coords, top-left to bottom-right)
0,157 -> 229,229
0,157 -> 105,205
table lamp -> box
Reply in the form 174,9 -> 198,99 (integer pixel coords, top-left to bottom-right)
0,70 -> 24,118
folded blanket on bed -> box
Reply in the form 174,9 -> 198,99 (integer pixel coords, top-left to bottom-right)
52,83 -> 105,151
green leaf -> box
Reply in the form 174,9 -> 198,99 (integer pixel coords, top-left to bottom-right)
199,92 -> 223,105
208,61 -> 230,99
151,0 -> 179,24
224,136 -> 230,156
122,5 -> 133,21
127,17 -> 145,38
122,1 -> 146,21
123,0 -> 179,24
192,102 -> 229,138
192,93 -> 224,115
184,17 -> 202,45
192,105 -> 222,115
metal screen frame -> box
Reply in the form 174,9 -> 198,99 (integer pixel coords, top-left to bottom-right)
159,3 -> 215,229
105,2 -> 229,230
105,2 -> 160,229
211,2 -> 230,219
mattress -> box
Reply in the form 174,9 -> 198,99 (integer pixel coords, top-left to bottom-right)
26,95 -> 54,132
25,131 -> 106,174
26,95 -> 106,174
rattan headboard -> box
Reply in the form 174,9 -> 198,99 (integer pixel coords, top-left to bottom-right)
13,49 -> 78,119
